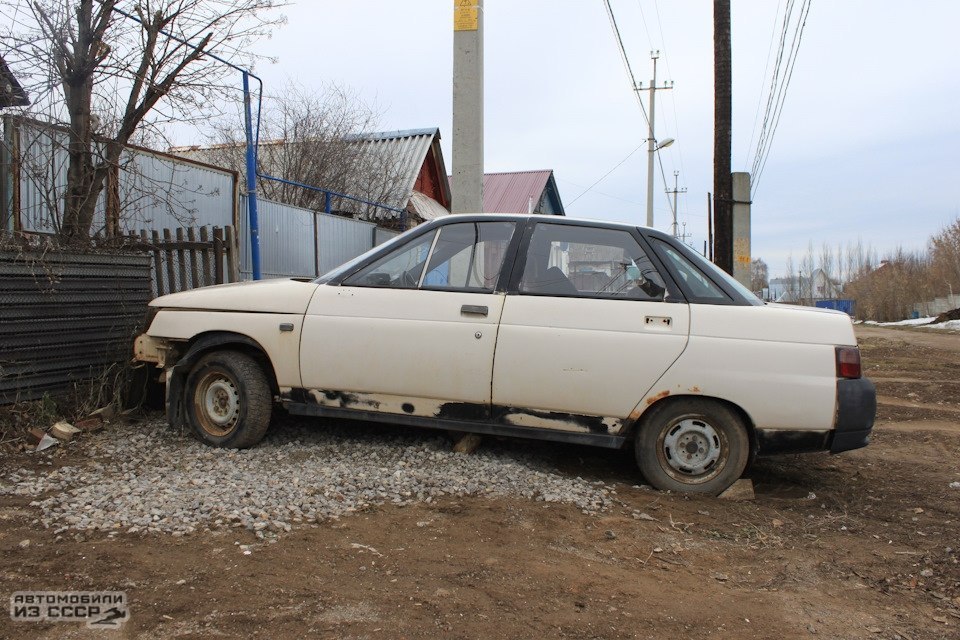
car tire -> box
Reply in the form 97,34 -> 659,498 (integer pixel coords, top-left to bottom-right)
635,398 -> 749,495
183,350 -> 272,448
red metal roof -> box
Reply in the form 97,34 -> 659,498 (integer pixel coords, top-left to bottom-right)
481,170 -> 553,214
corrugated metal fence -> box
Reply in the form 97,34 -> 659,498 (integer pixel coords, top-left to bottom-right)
240,196 -> 399,279
0,250 -> 151,403
9,117 -> 236,235
4,117 -> 401,281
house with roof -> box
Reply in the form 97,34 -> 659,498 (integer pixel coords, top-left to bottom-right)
350,128 -> 450,227
471,170 -> 565,216
172,127 -> 451,229
768,268 -> 842,303
0,54 -> 29,109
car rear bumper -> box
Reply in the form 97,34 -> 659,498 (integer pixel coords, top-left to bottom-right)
755,377 -> 876,456
829,377 -> 876,453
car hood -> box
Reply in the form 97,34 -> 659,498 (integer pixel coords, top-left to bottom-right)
150,278 -> 320,314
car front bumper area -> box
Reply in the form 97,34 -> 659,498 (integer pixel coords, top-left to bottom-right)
755,377 -> 876,456
829,377 -> 877,454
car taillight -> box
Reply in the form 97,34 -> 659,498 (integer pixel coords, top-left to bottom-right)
836,346 -> 862,379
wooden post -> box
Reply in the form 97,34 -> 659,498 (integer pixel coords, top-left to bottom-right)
162,229 -> 176,294
139,229 -> 155,297
713,0 -> 733,274
213,226 -> 224,285
187,226 -> 201,289
224,225 -> 240,282
199,226 -> 212,286
175,227 -> 189,292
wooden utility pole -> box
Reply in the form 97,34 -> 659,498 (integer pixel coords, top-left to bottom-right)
713,0 -> 733,274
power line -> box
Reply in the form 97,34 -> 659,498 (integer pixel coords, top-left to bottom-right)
745,0 -> 784,170
566,142 -> 646,206
750,0 -> 812,197
752,0 -> 796,178
753,0 -> 811,196
602,0 -> 650,127
649,0 -> 688,190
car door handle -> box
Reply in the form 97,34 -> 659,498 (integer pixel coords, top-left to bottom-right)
461,305 -> 488,316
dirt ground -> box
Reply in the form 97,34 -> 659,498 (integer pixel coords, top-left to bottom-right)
1,325 -> 958,639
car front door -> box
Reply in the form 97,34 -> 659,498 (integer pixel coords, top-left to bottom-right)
300,220 -> 518,420
491,222 -> 690,435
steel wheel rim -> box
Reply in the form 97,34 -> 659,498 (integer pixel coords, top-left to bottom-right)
656,415 -> 728,484
194,370 -> 241,437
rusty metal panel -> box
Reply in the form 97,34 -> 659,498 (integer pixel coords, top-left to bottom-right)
0,250 -> 152,403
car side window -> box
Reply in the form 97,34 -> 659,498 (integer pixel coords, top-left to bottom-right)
342,230 -> 437,288
342,222 -> 515,291
422,222 -> 515,291
518,224 -> 666,300
652,239 -> 730,302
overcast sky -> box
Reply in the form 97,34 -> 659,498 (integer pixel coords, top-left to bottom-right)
242,1 -> 959,276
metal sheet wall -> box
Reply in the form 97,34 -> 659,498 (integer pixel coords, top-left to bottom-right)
117,149 -> 235,232
11,119 -> 234,235
0,250 -> 152,403
239,196 -> 382,279
317,211 -> 377,274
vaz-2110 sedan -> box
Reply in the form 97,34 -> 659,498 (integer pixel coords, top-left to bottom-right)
134,214 -> 876,494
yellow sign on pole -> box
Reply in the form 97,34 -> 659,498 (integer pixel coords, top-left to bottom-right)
454,0 -> 478,31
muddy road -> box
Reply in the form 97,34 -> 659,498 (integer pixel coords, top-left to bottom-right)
1,325 -> 958,639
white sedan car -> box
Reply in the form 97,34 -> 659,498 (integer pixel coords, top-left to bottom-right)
134,214 -> 875,494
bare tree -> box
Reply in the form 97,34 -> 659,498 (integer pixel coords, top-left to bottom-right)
1,0 -> 284,242
749,258 -> 768,293
784,254 -> 797,302
198,83 -> 408,221
845,248 -> 934,321
799,240 -> 816,304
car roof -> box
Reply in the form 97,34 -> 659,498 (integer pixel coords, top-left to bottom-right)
430,213 -> 657,234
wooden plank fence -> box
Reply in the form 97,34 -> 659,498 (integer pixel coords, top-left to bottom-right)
124,225 -> 239,297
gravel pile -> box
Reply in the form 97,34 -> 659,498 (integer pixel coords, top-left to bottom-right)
1,418 -> 616,536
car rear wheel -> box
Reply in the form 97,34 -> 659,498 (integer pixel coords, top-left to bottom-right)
184,350 -> 272,448
635,398 -> 749,495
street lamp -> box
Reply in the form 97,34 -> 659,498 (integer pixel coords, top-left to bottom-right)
645,137 -> 674,227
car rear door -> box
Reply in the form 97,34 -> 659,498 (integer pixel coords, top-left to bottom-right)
491,221 -> 689,434
299,220 -> 518,420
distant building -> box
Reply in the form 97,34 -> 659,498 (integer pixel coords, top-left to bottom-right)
480,169 -> 565,216
768,268 -> 842,303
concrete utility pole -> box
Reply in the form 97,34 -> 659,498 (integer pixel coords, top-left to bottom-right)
713,0 -> 733,274
640,51 -> 673,228
666,170 -> 687,238
732,171 -> 752,288
452,0 -> 484,214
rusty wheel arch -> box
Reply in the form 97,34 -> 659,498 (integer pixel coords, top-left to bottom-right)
623,394 -> 758,459
166,331 -> 279,429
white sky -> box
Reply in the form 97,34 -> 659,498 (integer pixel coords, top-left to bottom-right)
239,0 -> 960,276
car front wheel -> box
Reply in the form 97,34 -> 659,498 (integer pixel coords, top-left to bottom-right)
635,398 -> 749,495
183,350 -> 272,448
